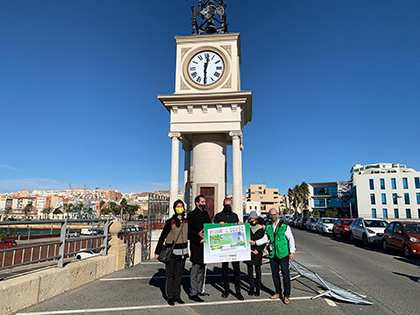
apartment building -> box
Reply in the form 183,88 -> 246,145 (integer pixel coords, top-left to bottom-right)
246,184 -> 280,215
352,163 -> 420,220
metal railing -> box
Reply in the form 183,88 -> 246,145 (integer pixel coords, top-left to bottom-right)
0,219 -> 110,271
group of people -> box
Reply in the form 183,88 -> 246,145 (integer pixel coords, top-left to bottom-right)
154,195 -> 296,306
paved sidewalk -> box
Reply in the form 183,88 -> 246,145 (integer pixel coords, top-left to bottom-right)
16,242 -> 372,315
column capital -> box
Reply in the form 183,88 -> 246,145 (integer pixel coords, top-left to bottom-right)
229,131 -> 242,139
168,132 -> 182,139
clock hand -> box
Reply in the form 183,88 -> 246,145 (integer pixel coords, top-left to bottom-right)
203,54 -> 210,85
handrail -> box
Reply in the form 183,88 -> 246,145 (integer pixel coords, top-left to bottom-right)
0,218 -> 111,271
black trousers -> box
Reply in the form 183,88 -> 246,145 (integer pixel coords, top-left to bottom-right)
269,256 -> 291,297
222,261 -> 241,293
166,257 -> 186,300
247,264 -> 262,291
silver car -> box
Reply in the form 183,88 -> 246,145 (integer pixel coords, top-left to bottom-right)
315,217 -> 335,234
350,218 -> 388,246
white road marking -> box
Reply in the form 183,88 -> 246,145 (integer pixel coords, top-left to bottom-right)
100,273 -> 274,281
325,298 -> 337,306
16,296 -> 314,315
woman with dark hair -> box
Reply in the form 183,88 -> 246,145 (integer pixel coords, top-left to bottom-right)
155,200 -> 189,305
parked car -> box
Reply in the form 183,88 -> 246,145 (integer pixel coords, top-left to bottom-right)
76,248 -> 101,260
382,221 -> 420,257
81,229 -> 98,236
332,218 -> 355,238
0,240 -> 17,247
349,218 -> 388,246
315,217 -> 335,234
291,217 -> 300,227
306,217 -> 318,231
66,230 -> 80,238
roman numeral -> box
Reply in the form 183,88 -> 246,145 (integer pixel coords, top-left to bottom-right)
214,72 -> 220,77
190,67 -> 196,71
192,61 -> 198,64
191,72 -> 197,78
197,76 -> 202,83
197,55 -> 203,60
216,66 -> 222,70
211,55 -> 215,60
215,60 -> 221,64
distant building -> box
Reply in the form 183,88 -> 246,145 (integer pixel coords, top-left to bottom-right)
352,163 -> 420,220
246,184 -> 280,215
309,163 -> 420,220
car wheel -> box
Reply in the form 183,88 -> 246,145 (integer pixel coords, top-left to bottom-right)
76,255 -> 81,259
349,232 -> 354,242
362,234 -> 369,246
340,231 -> 344,238
403,244 -> 410,258
382,240 -> 388,252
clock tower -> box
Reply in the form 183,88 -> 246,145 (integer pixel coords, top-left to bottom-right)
158,0 -> 252,218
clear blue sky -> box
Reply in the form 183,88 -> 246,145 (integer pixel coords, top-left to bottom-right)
1,0 -> 419,194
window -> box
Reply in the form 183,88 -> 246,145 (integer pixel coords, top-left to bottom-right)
383,208 -> 388,219
404,193 -> 410,205
394,209 -> 399,219
406,209 -> 412,219
370,194 -> 376,205
381,193 -> 387,205
314,199 -> 325,207
371,209 -> 377,218
391,178 -> 397,190
394,223 -> 402,233
416,177 -> 420,189
417,193 -> 420,205
418,209 -> 420,219
403,177 -> 408,189
393,193 -> 398,205
380,179 -> 385,190
369,179 -> 374,190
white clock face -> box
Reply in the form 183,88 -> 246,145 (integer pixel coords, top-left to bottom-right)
188,51 -> 224,86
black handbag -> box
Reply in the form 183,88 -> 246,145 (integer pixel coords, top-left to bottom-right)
158,225 -> 184,264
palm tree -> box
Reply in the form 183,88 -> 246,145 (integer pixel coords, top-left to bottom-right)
53,207 -> 63,219
99,200 -> 105,218
23,203 -> 34,219
287,182 -> 310,216
62,203 -> 73,219
120,198 -> 128,221
42,207 -> 53,219
2,206 -> 13,221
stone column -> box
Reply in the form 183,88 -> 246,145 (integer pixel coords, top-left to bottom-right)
182,143 -> 191,211
230,131 -> 243,219
108,221 -> 126,271
169,132 -> 181,216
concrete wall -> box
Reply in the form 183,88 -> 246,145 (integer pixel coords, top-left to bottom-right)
0,255 -> 116,315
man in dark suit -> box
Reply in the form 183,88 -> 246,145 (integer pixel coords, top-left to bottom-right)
187,195 -> 211,302
213,198 -> 244,300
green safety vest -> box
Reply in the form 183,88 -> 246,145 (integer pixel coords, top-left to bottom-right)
266,223 -> 289,259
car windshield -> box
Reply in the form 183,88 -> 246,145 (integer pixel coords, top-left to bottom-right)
323,219 -> 334,223
342,220 -> 353,225
365,220 -> 387,228
403,223 -> 420,234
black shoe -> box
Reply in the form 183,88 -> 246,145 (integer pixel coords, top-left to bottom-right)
236,293 -> 244,300
175,298 -> 185,304
190,295 -> 204,302
168,299 -> 175,306
248,288 -> 255,296
198,292 -> 209,297
221,291 -> 229,298
255,289 -> 260,296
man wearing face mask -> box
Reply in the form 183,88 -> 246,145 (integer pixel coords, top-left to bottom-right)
266,208 -> 296,305
213,198 -> 244,300
187,195 -> 211,302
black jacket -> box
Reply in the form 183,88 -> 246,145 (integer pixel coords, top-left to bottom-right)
213,208 -> 239,224
187,207 -> 211,264
245,224 -> 266,266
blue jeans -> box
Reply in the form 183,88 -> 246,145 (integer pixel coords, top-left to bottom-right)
269,255 -> 291,297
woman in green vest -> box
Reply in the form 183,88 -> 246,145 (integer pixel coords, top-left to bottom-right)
155,200 -> 189,306
266,208 -> 296,305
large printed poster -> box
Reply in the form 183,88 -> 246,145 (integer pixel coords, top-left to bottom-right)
203,223 -> 251,263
